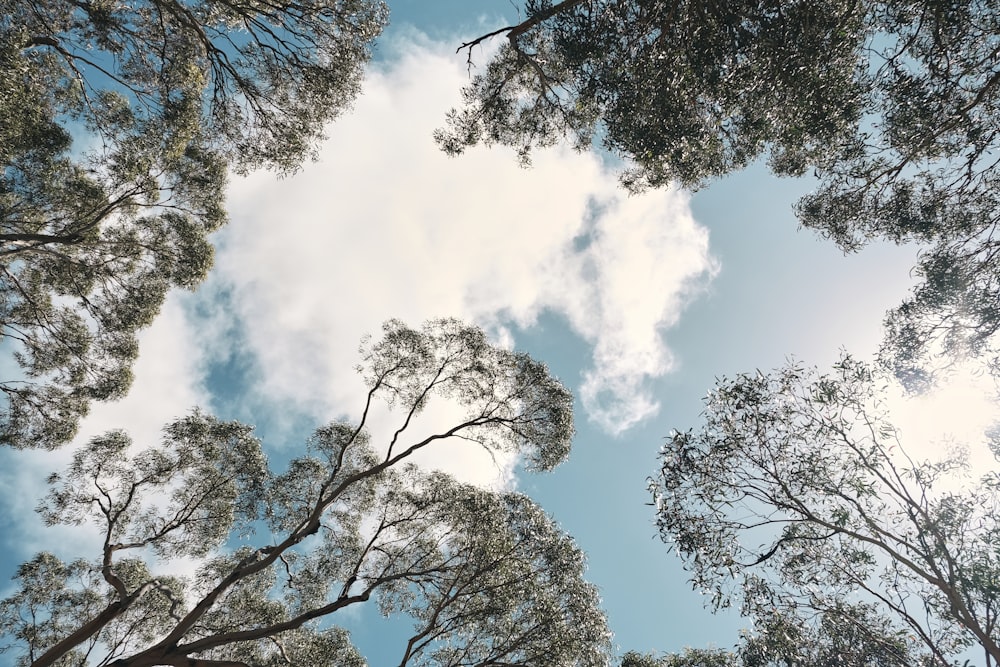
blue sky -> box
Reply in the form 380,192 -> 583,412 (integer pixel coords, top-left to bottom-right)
3,1 -> 1000,664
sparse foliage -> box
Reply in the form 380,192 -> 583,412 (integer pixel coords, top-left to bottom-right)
441,0 -> 1000,382
651,355 -> 1000,666
0,0 -> 386,448
0,320 -> 610,667
621,648 -> 738,667
622,607 -> 921,667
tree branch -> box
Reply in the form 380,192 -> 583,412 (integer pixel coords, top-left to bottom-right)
457,0 -> 591,53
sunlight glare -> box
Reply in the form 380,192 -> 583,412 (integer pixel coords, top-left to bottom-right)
885,364 -> 1000,489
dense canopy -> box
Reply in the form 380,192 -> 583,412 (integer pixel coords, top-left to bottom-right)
441,0 -> 1000,381
0,0 -> 386,448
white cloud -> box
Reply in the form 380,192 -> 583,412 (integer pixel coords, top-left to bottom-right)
214,34 -> 716,471
76,295 -> 210,445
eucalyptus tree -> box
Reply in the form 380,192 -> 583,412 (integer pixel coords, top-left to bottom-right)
439,0 -> 1000,382
620,602 -> 922,667
651,355 -> 1000,667
621,648 -> 738,667
0,319 -> 611,667
0,0 -> 386,448
622,608 -> 921,667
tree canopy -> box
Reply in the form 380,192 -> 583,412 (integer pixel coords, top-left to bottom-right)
622,609 -> 922,667
439,0 -> 1000,384
651,355 -> 1000,666
0,319 -> 610,667
0,0 -> 386,448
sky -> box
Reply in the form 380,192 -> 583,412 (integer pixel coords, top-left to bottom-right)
3,1 -> 1000,664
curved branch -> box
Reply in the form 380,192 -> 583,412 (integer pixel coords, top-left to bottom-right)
457,0 -> 591,54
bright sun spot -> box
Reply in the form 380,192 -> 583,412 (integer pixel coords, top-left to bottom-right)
885,364 -> 1000,489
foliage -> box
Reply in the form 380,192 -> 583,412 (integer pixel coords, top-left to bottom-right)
0,319 -> 610,667
650,354 -> 1000,666
0,0 -> 386,448
737,604 -> 924,667
440,0 -> 1000,383
622,648 -> 738,667
622,605 -> 926,666
622,606 -> 922,667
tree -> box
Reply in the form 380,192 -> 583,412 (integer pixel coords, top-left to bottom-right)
620,604 -> 921,666
650,355 -> 1000,667
736,604 -> 924,667
0,319 -> 611,667
621,607 -> 921,667
1,0 -> 387,448
621,648 -> 738,667
438,0 -> 1000,384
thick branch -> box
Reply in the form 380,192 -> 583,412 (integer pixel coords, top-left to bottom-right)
508,0 -> 591,42
31,594 -> 136,667
0,233 -> 84,246
171,590 -> 372,655
115,659 -> 248,667
457,0 -> 591,53
23,35 -> 59,49
155,563 -> 453,661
